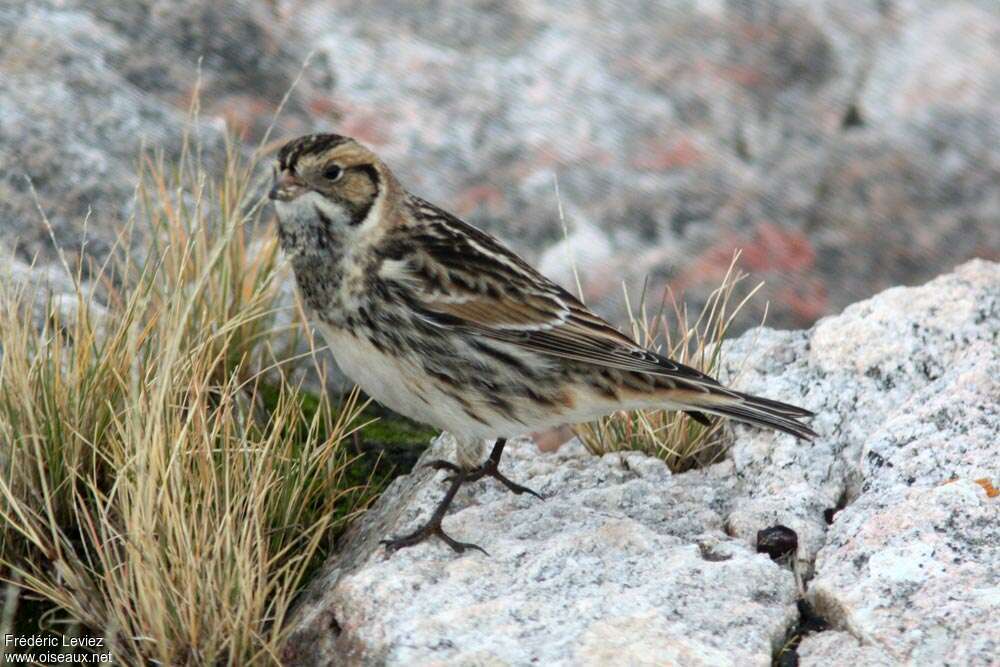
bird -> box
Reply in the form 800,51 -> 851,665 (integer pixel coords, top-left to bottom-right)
268,132 -> 816,555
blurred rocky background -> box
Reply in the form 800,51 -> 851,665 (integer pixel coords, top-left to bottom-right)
2,0 -> 998,332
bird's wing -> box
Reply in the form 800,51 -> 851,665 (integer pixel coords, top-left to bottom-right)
390,197 -> 725,390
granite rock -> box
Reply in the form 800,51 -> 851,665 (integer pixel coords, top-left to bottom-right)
0,0 -> 319,266
797,630 -> 896,667
808,481 -> 998,665
285,437 -> 797,667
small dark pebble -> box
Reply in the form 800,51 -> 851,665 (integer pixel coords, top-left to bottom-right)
756,525 -> 798,561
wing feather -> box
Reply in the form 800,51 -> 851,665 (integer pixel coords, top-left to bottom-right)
391,197 -> 726,391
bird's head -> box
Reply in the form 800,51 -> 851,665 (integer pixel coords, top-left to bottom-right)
269,133 -> 388,237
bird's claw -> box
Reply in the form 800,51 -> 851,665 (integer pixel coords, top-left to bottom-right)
467,462 -> 545,500
381,521 -> 488,556
383,439 -> 536,557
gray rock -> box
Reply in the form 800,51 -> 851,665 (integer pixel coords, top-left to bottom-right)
0,1 -> 186,262
861,2 -> 1000,126
797,630 -> 896,667
285,437 -> 797,667
808,481 -> 998,666
286,259 -> 999,665
718,259 -> 1000,664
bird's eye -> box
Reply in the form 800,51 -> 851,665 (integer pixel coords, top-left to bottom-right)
323,165 -> 343,182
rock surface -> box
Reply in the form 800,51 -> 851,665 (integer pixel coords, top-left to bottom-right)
286,259 -> 1000,665
3,0 -> 999,333
286,437 -> 798,667
804,481 -> 998,666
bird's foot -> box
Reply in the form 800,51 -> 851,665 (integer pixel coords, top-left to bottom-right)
380,514 -> 487,556
466,458 -> 545,500
382,439 -> 541,556
427,440 -> 545,499
427,457 -> 543,499
382,468 -> 488,555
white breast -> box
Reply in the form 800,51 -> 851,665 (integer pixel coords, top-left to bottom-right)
320,325 -> 418,413
316,324 -> 488,438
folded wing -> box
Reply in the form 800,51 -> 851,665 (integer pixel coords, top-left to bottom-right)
387,197 -> 815,439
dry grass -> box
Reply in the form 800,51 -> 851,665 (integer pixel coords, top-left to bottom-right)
0,136 -> 374,665
575,254 -> 764,472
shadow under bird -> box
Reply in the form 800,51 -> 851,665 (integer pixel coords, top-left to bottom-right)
268,133 -> 816,554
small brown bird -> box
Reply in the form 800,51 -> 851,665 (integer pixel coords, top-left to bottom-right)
269,133 -> 815,554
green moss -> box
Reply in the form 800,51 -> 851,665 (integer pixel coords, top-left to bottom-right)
343,402 -> 437,490
357,405 -> 437,446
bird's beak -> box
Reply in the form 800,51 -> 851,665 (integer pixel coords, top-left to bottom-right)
269,169 -> 305,202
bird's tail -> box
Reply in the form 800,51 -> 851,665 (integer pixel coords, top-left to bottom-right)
678,390 -> 817,441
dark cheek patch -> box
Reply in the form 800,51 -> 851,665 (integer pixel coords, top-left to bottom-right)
347,199 -> 374,226
344,166 -> 380,226
295,163 -> 380,227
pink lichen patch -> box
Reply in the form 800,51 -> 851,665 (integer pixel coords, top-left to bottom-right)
633,137 -> 704,170
453,185 -> 506,217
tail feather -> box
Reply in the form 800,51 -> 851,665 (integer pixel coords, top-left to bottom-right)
645,353 -> 815,439
682,391 -> 817,440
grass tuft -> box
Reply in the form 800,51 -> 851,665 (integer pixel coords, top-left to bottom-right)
574,253 -> 764,473
0,135 -> 375,665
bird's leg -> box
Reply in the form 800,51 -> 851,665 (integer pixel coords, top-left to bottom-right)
464,438 -> 544,500
425,439 -> 543,499
382,439 -> 543,555
381,470 -> 488,555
